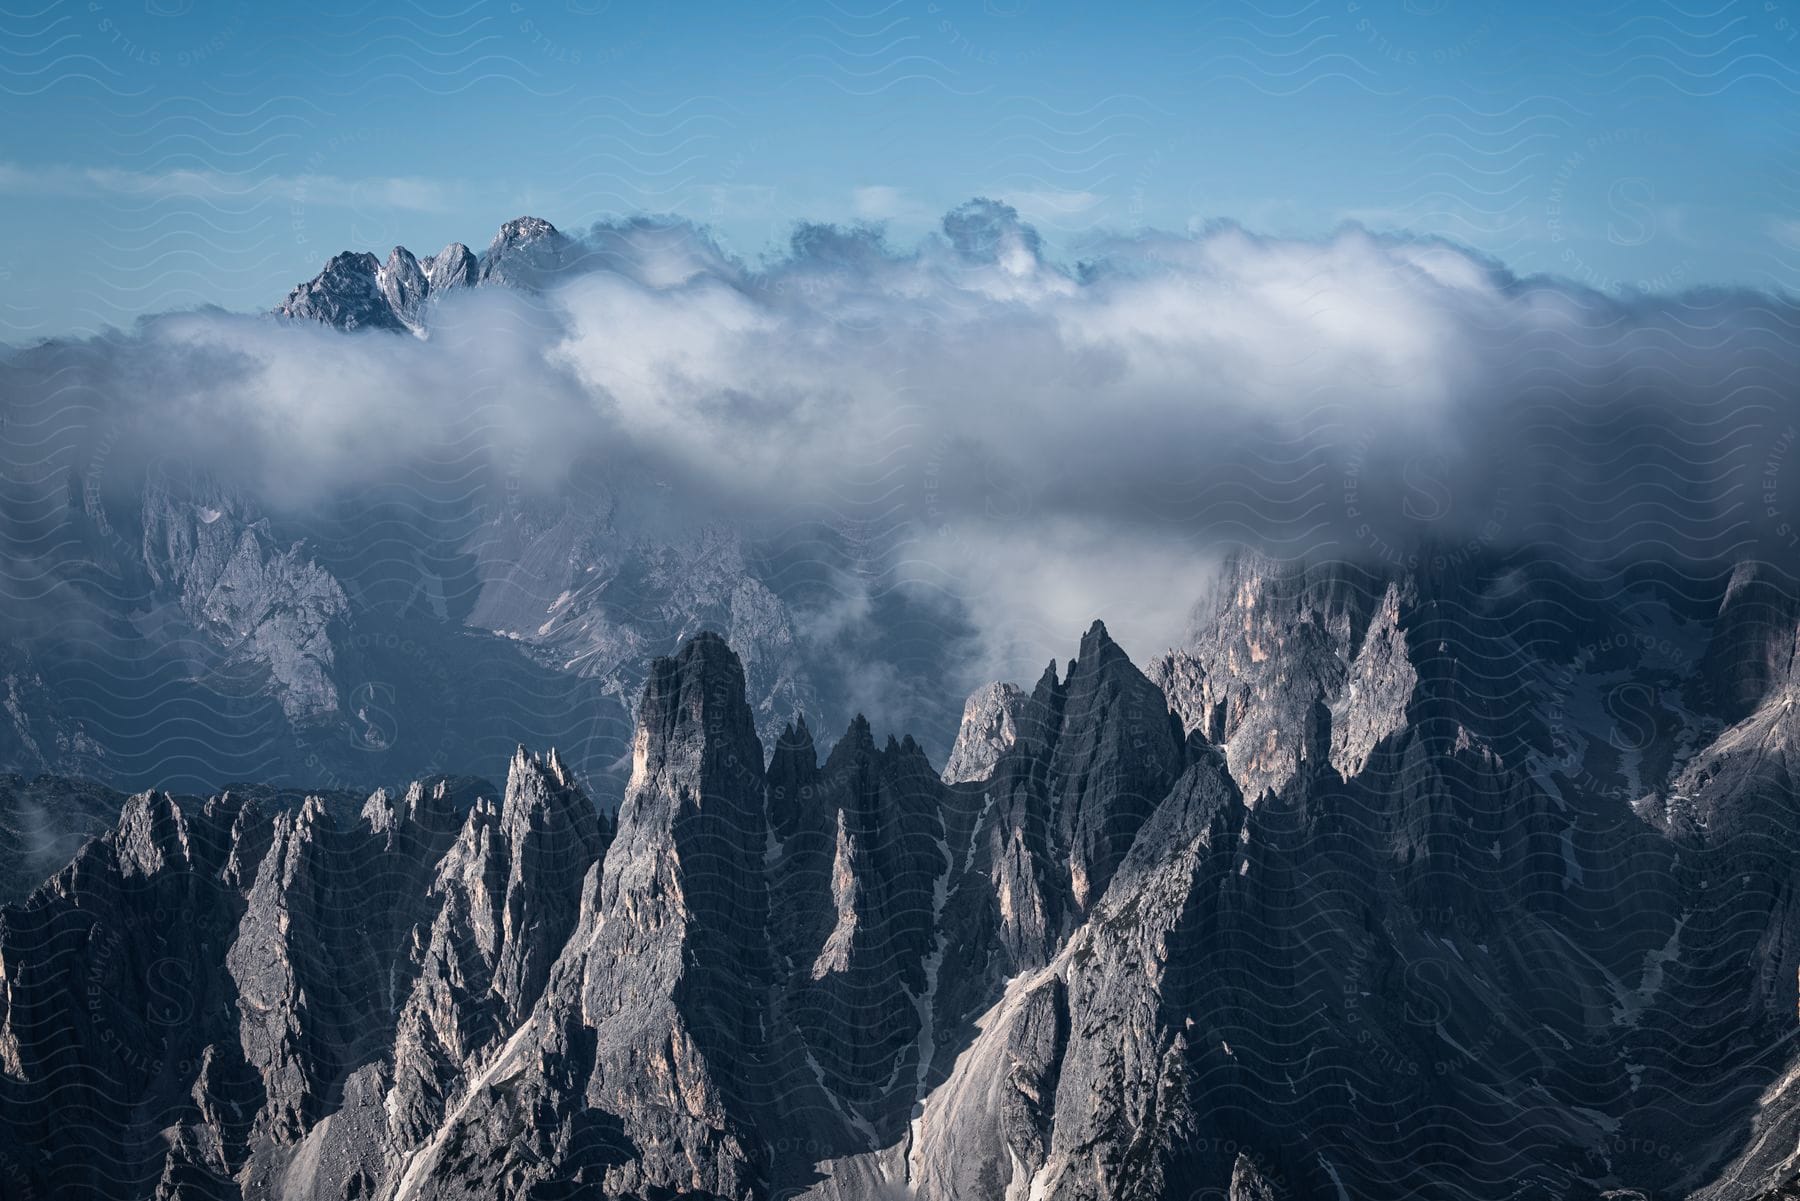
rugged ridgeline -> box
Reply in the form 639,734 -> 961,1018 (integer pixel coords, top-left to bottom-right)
7,554 -> 1800,1199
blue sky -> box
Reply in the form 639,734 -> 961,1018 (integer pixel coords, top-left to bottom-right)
2,0 -> 1796,337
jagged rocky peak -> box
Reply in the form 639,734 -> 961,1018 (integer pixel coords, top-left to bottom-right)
374,758 -> 604,1161
622,629 -> 763,796
507,741 -> 575,796
487,215 -> 559,253
275,215 -> 571,333
422,240 -> 476,292
275,249 -> 407,332
500,744 -> 607,865
358,777 -> 474,839
1053,619 -> 1183,915
765,712 -> 817,839
382,631 -> 776,1200
943,680 -> 1029,784
114,786 -> 196,877
478,214 -> 573,288
18,604 -> 1800,1199
941,651 -> 1094,789
779,712 -> 948,1122
911,709 -> 1245,1201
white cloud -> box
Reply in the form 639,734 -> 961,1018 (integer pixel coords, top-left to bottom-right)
909,519 -> 1223,686
8,201 -> 1794,705
851,185 -> 912,221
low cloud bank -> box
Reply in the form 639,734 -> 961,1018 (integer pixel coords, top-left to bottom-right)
7,199 -> 1797,688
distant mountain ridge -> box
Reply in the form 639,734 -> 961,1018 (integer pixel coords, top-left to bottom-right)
275,216 -> 574,333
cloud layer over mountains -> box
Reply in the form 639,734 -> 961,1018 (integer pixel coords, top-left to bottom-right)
8,199 -> 1799,684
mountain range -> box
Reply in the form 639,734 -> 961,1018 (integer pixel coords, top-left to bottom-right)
6,546 -> 1800,1199
6,214 -> 1800,1199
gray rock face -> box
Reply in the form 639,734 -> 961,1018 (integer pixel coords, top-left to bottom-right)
912,748 -> 1239,1201
141,475 -> 350,724
380,750 -> 609,1158
562,631 -> 773,1197
1699,561 -> 1800,726
1150,552 -> 1395,805
12,566 -> 1800,1200
1325,579 -> 1416,780
780,717 -> 947,1127
374,633 -> 775,1201
376,246 -> 428,325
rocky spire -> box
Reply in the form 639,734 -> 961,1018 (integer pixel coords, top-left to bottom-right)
421,241 -> 477,293
1052,620 -> 1183,916
787,716 -> 947,1121
376,246 -> 430,330
493,631 -> 773,1199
